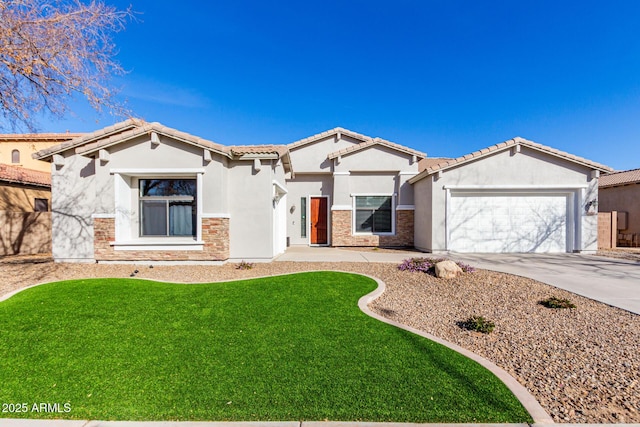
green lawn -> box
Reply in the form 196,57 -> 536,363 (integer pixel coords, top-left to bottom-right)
0,272 -> 531,422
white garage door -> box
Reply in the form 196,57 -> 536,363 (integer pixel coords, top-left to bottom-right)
448,192 -> 571,253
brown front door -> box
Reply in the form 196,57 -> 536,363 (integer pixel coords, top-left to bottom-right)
310,197 -> 328,245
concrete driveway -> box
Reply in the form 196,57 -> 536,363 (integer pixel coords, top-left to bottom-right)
452,253 -> 640,315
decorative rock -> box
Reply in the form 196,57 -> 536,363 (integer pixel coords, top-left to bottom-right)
434,260 -> 463,279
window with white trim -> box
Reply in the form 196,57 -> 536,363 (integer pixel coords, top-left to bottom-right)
354,195 -> 393,233
139,179 -> 196,237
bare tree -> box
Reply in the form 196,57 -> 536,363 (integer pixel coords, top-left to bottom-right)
0,0 -> 132,131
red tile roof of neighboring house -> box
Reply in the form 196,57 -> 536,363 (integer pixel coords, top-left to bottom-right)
0,163 -> 51,187
599,168 -> 640,188
409,137 -> 613,184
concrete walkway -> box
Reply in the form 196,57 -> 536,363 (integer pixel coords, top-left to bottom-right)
275,246 -> 419,263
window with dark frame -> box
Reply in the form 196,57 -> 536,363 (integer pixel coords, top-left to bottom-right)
354,196 -> 393,234
139,179 -> 197,237
34,198 -> 48,212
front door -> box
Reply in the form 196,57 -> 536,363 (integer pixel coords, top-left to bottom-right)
310,197 -> 328,245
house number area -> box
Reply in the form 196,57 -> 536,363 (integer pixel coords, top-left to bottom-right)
2,402 -> 72,413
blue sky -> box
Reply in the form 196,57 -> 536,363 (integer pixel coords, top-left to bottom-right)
43,1 -> 640,170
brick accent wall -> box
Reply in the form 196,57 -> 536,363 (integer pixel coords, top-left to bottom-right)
93,217 -> 230,262
331,209 -> 414,247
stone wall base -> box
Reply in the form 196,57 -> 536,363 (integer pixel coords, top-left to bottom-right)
331,209 -> 414,247
93,217 -> 230,261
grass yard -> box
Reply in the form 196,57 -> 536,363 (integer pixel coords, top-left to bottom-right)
0,272 -> 532,422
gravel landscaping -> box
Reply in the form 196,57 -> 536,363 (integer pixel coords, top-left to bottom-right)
1,257 -> 639,423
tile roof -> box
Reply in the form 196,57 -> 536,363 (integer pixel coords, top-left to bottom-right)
326,137 -> 426,160
0,163 -> 51,187
287,127 -> 374,149
32,119 -> 294,174
409,137 -> 613,184
74,122 -> 229,158
33,118 -> 142,159
599,168 -> 640,188
0,133 -> 83,142
418,157 -> 452,172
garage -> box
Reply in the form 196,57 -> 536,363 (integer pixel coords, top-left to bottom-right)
447,191 -> 573,253
410,137 -> 612,254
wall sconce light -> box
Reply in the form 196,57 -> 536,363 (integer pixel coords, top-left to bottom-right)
585,199 -> 598,215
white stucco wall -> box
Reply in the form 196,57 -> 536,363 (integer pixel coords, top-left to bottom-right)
414,147 -> 600,252
288,135 -> 360,173
50,153 -> 96,261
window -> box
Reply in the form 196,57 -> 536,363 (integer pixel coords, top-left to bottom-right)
139,179 -> 196,237
300,197 -> 307,238
11,149 -> 20,163
34,198 -> 48,212
354,196 -> 393,234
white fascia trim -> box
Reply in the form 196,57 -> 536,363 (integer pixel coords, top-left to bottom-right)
333,171 -> 350,176
202,213 -> 231,219
443,184 -> 589,190
398,171 -> 418,176
331,205 -> 352,211
92,213 -> 115,219
110,168 -> 205,176
396,204 -> 415,210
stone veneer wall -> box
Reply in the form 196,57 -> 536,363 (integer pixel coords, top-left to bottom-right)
94,217 -> 230,261
331,209 -> 414,247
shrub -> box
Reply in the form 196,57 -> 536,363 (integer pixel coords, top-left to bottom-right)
397,257 -> 476,275
539,297 -> 576,309
236,260 -> 255,270
460,316 -> 495,334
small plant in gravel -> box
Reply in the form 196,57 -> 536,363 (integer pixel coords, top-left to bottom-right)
539,296 -> 576,309
236,260 -> 255,270
397,257 -> 476,275
460,316 -> 495,334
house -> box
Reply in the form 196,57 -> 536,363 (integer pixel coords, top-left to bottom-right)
33,119 -> 290,263
599,168 -> 640,247
0,163 -> 52,255
0,133 -> 82,172
285,127 -> 425,247
33,119 -> 613,263
410,138 -> 612,253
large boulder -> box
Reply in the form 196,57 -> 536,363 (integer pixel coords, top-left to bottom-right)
434,260 -> 463,279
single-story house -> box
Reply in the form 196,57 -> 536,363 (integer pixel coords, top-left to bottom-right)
599,168 -> 640,246
33,119 -> 613,263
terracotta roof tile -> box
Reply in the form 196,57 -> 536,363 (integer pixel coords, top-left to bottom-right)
599,168 -> 640,188
288,127 -> 372,149
326,137 -> 426,160
0,163 -> 50,187
418,157 -> 452,172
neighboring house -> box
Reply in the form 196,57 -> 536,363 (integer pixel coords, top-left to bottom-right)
0,133 -> 82,172
599,168 -> 640,246
33,120 -> 613,263
0,163 -> 52,255
410,138 -> 612,253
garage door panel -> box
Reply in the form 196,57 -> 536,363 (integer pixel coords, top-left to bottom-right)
449,193 -> 569,253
